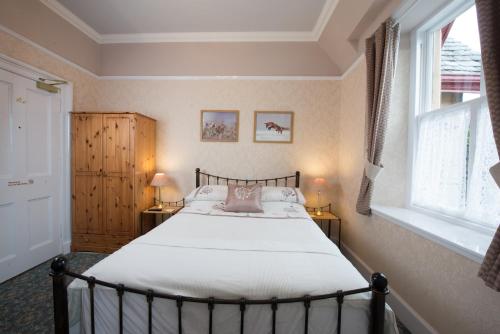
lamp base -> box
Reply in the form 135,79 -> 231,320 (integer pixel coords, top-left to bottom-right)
315,209 -> 323,216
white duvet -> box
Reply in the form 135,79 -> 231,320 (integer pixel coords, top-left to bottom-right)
69,201 -> 398,334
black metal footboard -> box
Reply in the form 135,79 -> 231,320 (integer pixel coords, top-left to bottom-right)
50,257 -> 389,334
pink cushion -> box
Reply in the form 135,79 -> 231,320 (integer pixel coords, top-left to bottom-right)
224,184 -> 263,213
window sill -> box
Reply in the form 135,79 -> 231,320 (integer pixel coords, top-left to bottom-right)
371,204 -> 494,263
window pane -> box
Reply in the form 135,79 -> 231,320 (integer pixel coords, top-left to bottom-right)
413,107 -> 470,213
430,5 -> 482,111
465,101 -> 500,227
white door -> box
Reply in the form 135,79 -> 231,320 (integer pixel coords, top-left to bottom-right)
0,67 -> 63,283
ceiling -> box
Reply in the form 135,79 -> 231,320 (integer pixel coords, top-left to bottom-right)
32,0 -> 403,75
44,0 -> 338,43
58,0 -> 326,34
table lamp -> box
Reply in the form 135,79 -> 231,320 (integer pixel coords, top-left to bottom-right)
151,173 -> 169,209
313,177 -> 326,216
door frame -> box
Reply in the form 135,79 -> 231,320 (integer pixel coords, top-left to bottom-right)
0,53 -> 73,254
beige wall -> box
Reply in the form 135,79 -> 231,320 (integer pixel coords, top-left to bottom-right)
338,40 -> 500,334
100,42 -> 338,76
0,0 -> 339,77
95,79 -> 340,202
3,24 -> 500,334
0,29 -> 340,205
317,0 -> 400,73
0,0 -> 399,77
0,30 -> 99,110
0,0 -> 100,74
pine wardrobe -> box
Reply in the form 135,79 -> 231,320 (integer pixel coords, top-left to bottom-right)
71,112 -> 156,252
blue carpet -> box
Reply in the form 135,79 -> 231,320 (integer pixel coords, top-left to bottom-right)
0,252 -> 106,334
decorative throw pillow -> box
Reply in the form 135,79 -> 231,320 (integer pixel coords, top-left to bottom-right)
261,186 -> 306,204
224,184 -> 264,213
185,185 -> 228,203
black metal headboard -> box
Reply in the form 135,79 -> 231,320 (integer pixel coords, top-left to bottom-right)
195,168 -> 300,188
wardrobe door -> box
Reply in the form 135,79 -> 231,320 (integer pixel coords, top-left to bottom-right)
103,115 -> 134,236
103,115 -> 132,176
72,114 -> 103,174
72,114 -> 104,236
72,175 -> 103,234
104,176 -> 133,235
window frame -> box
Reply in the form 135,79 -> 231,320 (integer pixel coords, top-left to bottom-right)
407,0 -> 496,234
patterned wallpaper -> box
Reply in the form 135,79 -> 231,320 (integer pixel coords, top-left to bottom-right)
95,79 -> 341,204
3,22 -> 500,334
0,29 -> 340,206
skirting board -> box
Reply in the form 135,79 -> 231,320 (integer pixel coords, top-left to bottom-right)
62,241 -> 71,255
341,243 -> 439,334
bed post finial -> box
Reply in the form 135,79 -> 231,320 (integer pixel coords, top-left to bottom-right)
370,272 -> 388,334
295,171 -> 300,188
196,168 -> 201,188
50,256 -> 69,334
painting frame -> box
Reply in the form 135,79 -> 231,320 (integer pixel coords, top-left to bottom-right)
200,110 -> 239,142
253,111 -> 294,144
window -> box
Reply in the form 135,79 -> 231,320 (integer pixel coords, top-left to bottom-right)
410,2 -> 499,231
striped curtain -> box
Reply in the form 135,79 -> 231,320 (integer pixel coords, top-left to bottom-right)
355,18 -> 400,215
476,0 -> 500,291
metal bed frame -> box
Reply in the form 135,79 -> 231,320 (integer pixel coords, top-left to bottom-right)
51,168 -> 390,334
195,168 -> 300,188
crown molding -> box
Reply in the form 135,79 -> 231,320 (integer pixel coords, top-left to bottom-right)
98,75 -> 341,81
393,0 -> 421,23
340,54 -> 365,80
100,31 -> 316,44
1,24 -> 341,79
312,0 -> 339,40
40,0 -> 102,43
0,23 -> 98,78
41,0 -> 338,44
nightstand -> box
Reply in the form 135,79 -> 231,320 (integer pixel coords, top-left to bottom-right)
305,204 -> 342,250
140,203 -> 183,235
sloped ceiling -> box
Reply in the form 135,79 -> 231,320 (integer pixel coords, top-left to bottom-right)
0,0 -> 401,76
319,0 -> 401,73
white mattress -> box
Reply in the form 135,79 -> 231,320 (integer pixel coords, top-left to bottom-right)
68,201 -> 398,334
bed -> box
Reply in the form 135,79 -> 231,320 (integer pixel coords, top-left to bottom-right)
51,169 -> 398,334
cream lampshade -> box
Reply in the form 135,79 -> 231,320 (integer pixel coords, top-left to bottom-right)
151,173 -> 169,209
313,177 -> 326,216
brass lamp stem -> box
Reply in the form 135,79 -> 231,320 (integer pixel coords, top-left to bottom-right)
158,187 -> 163,209
316,190 -> 322,216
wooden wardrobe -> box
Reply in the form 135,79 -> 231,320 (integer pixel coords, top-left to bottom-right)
71,112 -> 156,252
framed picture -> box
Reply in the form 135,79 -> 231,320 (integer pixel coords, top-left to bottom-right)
200,110 -> 239,142
254,111 -> 294,143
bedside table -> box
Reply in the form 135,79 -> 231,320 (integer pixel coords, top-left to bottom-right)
305,204 -> 342,250
140,204 -> 183,235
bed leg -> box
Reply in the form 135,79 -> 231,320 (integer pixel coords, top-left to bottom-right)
370,272 -> 388,334
50,256 -> 69,334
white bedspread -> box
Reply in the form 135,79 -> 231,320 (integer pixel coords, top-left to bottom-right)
68,201 -> 398,334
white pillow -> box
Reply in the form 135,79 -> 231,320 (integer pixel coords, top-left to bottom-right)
185,185 -> 306,205
261,186 -> 306,204
185,185 -> 227,203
